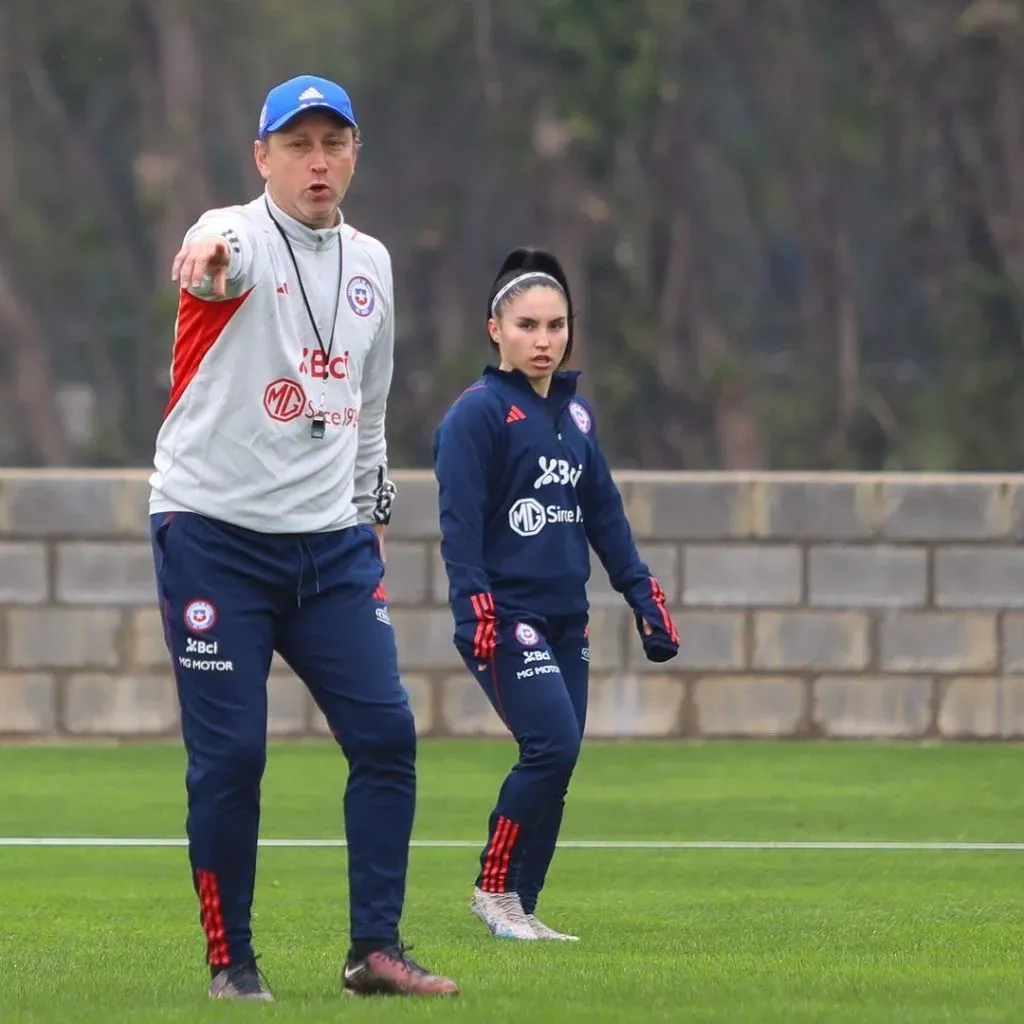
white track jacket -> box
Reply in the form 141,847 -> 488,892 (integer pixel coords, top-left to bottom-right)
149,189 -> 394,533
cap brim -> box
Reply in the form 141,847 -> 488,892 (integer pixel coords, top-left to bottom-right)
262,103 -> 357,137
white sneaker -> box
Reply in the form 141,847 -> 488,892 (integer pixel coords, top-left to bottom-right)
470,887 -> 538,940
526,913 -> 580,941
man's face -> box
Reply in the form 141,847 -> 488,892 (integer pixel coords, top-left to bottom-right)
254,110 -> 358,229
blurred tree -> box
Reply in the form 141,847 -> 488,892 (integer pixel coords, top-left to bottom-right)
0,0 -> 1022,470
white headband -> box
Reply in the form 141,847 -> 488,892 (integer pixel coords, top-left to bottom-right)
490,272 -> 563,315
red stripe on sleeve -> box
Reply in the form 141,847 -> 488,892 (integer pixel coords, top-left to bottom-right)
164,287 -> 254,418
470,592 -> 498,659
650,577 -> 679,643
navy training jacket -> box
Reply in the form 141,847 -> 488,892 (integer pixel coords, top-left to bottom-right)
432,365 -> 678,662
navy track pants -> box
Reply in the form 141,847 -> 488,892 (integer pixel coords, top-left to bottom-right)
462,614 -> 589,914
150,510 -> 416,967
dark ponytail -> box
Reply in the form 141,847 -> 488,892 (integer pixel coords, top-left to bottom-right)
487,247 -> 575,365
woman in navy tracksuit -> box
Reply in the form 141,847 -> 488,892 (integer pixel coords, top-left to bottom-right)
432,247 -> 679,942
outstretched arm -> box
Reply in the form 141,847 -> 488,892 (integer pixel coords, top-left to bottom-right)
172,211 -> 258,300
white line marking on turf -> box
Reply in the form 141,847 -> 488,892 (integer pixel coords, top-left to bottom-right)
2,838 -> 1024,851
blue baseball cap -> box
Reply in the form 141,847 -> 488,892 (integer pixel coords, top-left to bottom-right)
257,75 -> 358,140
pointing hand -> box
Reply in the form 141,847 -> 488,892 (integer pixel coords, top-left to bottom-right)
172,236 -> 232,297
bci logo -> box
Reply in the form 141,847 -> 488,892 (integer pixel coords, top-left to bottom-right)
300,348 -> 350,380
186,638 -> 218,655
533,456 -> 583,490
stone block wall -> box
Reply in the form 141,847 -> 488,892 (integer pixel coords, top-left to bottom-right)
2,470 -> 1024,741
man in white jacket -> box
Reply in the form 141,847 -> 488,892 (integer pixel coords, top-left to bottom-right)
149,74 -> 458,1002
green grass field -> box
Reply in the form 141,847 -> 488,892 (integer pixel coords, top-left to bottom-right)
1,739 -> 1022,1022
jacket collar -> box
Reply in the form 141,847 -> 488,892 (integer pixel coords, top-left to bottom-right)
482,364 -> 581,399
263,189 -> 343,250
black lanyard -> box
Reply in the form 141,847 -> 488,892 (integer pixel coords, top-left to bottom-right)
265,197 -> 343,438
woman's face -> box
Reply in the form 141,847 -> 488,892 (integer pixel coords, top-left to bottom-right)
489,284 -> 569,387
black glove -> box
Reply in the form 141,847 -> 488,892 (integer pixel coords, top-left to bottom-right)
371,466 -> 397,526
628,576 -> 679,663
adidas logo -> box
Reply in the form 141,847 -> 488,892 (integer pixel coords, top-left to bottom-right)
506,406 -> 526,423
299,87 -> 325,102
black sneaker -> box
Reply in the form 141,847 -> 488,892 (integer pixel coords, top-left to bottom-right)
342,944 -> 459,997
208,959 -> 274,1001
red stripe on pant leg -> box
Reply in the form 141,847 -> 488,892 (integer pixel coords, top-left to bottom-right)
196,871 -> 211,959
481,816 -> 512,892
494,820 -> 521,893
489,818 -> 517,894
480,819 -> 504,892
196,871 -> 224,966
205,871 -> 229,966
196,869 -> 230,966
481,817 -> 510,891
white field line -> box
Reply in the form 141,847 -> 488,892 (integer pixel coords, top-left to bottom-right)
1,838 -> 1024,851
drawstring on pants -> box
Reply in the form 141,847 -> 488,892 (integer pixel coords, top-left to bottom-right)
296,540 -> 322,607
